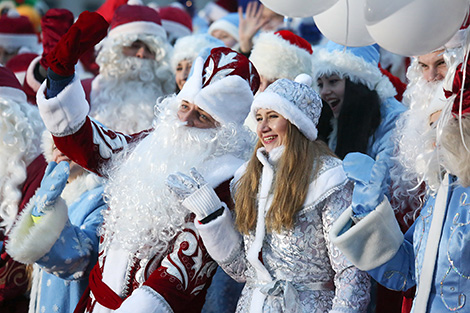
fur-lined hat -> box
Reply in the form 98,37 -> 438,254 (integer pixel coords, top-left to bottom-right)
249,30 -> 313,82
311,41 -> 396,100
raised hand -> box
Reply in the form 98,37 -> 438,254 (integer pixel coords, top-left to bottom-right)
31,161 -> 70,222
343,152 -> 388,218
238,2 -> 268,54
46,11 -> 108,77
166,168 -> 222,220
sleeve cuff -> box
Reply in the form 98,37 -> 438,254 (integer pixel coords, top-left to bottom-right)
329,197 -> 404,271
36,74 -> 89,137
7,197 -> 68,264
195,207 -> 242,263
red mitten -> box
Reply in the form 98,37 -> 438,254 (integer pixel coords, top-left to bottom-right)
445,60 -> 470,118
40,8 -> 75,69
46,11 -> 109,77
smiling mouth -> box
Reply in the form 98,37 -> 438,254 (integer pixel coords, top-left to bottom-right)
263,135 -> 277,144
328,99 -> 340,109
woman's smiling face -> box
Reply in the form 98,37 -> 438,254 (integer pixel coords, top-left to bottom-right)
317,74 -> 346,118
256,108 -> 289,153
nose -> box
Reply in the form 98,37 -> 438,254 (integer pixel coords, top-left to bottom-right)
320,85 -> 330,99
183,66 -> 191,80
179,109 -> 197,127
424,67 -> 439,82
135,46 -> 145,59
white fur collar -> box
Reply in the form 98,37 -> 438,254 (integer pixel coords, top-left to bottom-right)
61,172 -> 104,206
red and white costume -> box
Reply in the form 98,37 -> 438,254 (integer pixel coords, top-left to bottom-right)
35,47 -> 260,313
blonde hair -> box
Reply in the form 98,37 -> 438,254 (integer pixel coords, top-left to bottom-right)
234,122 -> 336,234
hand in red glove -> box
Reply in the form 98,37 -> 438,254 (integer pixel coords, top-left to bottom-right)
40,8 -> 74,69
46,11 -> 109,77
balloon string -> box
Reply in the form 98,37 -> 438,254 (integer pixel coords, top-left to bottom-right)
344,0 -> 350,48
459,33 -> 470,152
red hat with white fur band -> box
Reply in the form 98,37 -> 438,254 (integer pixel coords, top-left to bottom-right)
249,30 -> 313,82
108,4 -> 167,40
177,47 -> 260,126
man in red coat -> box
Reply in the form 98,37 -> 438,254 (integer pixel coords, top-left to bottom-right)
35,11 -> 260,313
0,66 -> 47,312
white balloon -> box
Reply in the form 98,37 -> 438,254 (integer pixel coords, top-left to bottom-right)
314,0 -> 375,47
260,0 -> 339,18
365,0 -> 469,56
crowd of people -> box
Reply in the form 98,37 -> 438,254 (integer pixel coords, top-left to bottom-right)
1,0 -> 470,312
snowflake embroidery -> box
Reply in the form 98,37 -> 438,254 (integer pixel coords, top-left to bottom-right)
203,58 -> 215,84
218,51 -> 237,68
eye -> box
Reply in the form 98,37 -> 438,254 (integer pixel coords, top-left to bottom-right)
256,116 -> 263,122
317,82 -> 323,89
200,113 -> 209,121
329,79 -> 338,84
268,114 -> 279,119
419,63 -> 429,69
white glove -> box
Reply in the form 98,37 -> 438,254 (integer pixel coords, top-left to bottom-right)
166,167 -> 222,220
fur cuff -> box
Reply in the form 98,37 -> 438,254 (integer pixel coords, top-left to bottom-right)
115,286 -> 173,313
195,207 -> 242,263
7,197 -> 69,264
36,75 -> 89,137
329,198 -> 404,271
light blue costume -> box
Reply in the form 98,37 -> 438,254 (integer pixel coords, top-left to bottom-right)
311,41 -> 405,198
7,162 -> 106,313
330,153 -> 470,311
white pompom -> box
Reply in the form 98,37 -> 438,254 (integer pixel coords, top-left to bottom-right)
294,73 -> 313,87
128,0 -> 143,6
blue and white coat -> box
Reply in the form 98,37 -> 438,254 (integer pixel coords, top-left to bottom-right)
7,170 -> 106,313
331,173 -> 470,312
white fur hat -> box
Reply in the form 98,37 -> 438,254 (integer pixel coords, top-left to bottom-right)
249,30 -> 313,82
251,77 -> 322,141
312,41 -> 396,100
177,47 -> 260,126
171,34 -> 224,71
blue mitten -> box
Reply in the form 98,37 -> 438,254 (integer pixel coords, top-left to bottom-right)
166,167 -> 222,221
31,161 -> 70,223
343,152 -> 388,219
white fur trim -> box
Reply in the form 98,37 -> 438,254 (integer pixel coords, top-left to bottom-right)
36,75 -> 89,136
161,20 -> 191,40
208,19 -> 239,41
312,48 -> 396,100
249,32 -> 313,81
108,21 -> 167,41
41,130 -> 54,163
25,55 -> 42,92
115,286 -> 173,313
0,33 -> 39,49
413,173 -> 449,311
0,86 -> 26,103
246,149 -> 275,283
329,197 -> 404,271
6,197 -> 68,264
203,154 -> 244,188
303,163 -> 346,205
171,35 -> 222,71
195,206 -> 242,263
194,75 -> 253,126
251,91 -> 317,141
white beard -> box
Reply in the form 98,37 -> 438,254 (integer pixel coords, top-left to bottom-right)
0,97 -> 44,233
100,97 -> 255,259
89,57 -> 166,134
390,78 -> 444,218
